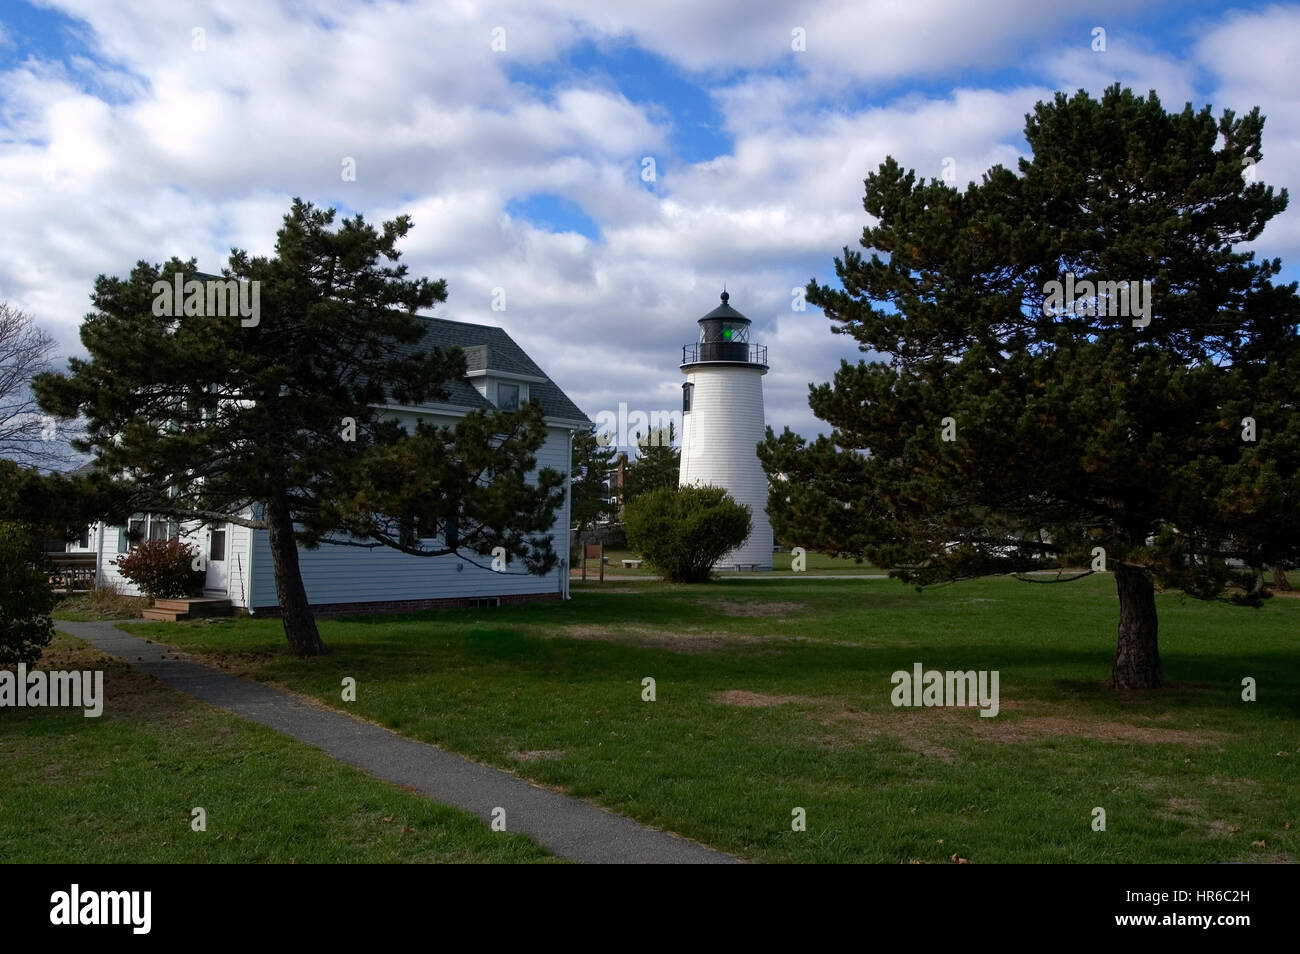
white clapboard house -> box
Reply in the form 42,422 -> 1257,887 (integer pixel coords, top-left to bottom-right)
78,315 -> 589,614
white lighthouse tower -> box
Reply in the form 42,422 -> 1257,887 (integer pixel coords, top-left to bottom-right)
678,291 -> 774,570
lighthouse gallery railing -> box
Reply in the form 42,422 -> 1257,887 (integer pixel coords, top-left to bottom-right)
681,342 -> 768,365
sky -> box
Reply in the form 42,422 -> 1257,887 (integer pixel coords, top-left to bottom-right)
1,0 -> 1297,447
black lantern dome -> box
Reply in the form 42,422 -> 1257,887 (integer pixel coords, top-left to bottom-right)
681,291 -> 768,368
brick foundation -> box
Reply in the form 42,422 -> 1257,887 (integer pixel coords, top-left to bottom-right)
250,592 -> 560,617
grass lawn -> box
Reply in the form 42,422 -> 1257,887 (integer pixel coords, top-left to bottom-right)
0,634 -> 554,863
121,574 -> 1299,863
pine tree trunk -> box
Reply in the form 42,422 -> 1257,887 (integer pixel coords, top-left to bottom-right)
1272,564 -> 1293,591
265,494 -> 327,656
1112,563 -> 1161,689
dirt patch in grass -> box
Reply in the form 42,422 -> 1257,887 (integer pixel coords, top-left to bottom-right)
957,693 -> 1225,744
38,760 -> 95,783
508,749 -> 564,762
712,690 -> 819,708
711,690 -> 958,762
714,601 -> 809,618
1158,797 -> 1204,821
708,690 -> 954,760
972,715 -> 1222,746
37,639 -> 180,721
553,623 -> 864,654
1157,798 -> 1294,852
1112,680 -> 1216,697
712,686 -> 1227,763
558,624 -> 770,654
823,710 -> 959,763
1158,799 -> 1240,841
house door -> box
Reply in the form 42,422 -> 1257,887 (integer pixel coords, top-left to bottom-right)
204,525 -> 230,595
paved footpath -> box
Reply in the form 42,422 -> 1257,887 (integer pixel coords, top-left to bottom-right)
56,620 -> 738,865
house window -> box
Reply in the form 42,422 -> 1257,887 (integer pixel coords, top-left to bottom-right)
497,382 -> 520,411
126,515 -> 146,550
120,514 -> 178,552
682,382 -> 693,414
209,530 -> 226,562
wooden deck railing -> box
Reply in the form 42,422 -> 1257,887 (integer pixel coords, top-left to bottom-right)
47,553 -> 97,592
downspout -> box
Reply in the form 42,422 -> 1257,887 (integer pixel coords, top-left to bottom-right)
246,513 -> 256,616
95,520 -> 104,587
564,428 -> 575,600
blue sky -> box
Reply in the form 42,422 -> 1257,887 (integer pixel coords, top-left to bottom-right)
1,0 -> 1297,444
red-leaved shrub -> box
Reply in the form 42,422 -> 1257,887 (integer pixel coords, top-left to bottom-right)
114,538 -> 204,599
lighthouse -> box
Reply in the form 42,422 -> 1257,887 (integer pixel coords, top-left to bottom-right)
678,291 -> 774,570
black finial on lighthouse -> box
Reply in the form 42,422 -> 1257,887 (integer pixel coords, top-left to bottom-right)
720,288 -> 729,304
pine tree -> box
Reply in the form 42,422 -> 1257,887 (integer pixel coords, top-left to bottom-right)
761,86 -> 1300,689
570,425 -> 617,534
34,199 -> 565,656
623,422 -> 680,509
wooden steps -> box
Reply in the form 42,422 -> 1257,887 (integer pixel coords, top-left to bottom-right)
142,597 -> 232,622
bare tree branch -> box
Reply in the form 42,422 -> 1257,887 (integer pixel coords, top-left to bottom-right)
0,302 -> 73,467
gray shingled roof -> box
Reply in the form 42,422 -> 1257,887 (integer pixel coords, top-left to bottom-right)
401,315 -> 589,424
178,278 -> 588,424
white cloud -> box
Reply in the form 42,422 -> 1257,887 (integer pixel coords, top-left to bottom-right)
1195,5 -> 1300,261
0,0 -> 1294,447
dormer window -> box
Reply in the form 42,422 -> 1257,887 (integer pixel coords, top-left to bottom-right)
497,382 -> 520,411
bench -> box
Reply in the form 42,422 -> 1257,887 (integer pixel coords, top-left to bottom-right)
621,559 -> 643,569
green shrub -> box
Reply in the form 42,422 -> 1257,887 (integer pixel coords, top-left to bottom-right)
113,538 -> 204,599
624,485 -> 751,583
0,522 -> 55,664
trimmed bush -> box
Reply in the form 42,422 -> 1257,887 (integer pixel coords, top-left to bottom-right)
114,538 -> 204,599
624,485 -> 751,583
0,522 -> 55,665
